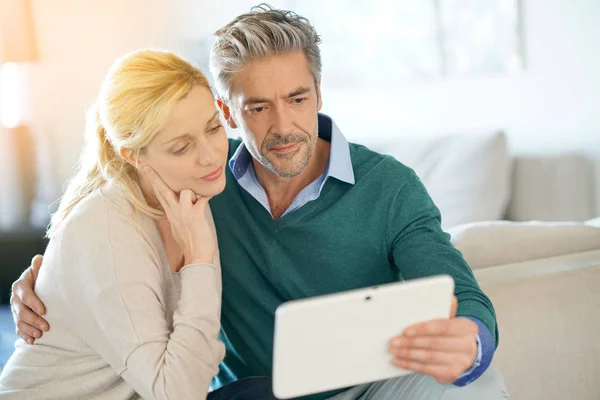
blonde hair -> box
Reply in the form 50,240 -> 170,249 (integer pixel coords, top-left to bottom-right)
47,49 -> 210,237
210,3 -> 322,103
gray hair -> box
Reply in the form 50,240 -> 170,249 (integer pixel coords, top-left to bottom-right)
209,3 -> 322,103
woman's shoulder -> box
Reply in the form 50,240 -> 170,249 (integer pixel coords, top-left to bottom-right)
57,182 -> 155,247
48,183 -> 163,282
61,183 -> 124,225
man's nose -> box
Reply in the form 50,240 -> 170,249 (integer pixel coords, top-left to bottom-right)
270,104 -> 294,134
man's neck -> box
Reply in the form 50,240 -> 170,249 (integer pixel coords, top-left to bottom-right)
253,138 -> 331,219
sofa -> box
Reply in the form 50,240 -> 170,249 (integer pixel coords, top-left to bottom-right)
370,132 -> 600,400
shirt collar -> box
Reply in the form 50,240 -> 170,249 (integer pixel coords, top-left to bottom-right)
228,113 -> 355,185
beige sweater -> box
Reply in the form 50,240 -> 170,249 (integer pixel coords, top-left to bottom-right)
0,182 -> 225,399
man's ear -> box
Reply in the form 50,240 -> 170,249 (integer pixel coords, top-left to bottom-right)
120,148 -> 142,169
316,79 -> 323,112
216,97 -> 238,129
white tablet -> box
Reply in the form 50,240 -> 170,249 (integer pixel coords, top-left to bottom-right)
272,274 -> 454,399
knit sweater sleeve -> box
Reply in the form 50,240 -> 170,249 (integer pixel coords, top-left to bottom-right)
387,171 -> 499,346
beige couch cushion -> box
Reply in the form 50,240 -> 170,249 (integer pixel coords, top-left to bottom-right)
449,221 -> 600,269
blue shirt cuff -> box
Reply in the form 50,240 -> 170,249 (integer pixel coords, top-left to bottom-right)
453,317 -> 495,386
458,332 -> 482,377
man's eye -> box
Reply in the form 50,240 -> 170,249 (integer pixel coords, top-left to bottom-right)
293,98 -> 306,104
252,107 -> 265,113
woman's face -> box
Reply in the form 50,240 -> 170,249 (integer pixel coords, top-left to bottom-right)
138,85 -> 229,198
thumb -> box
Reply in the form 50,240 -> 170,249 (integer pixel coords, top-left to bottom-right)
30,254 -> 44,281
31,254 -> 43,270
450,295 -> 458,318
193,195 -> 212,208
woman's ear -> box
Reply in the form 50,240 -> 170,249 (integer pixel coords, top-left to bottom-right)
120,148 -> 142,168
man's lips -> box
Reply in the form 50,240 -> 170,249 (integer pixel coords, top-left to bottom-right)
269,142 -> 300,154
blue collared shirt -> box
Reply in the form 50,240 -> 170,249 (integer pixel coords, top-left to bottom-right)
228,116 -> 354,218
228,114 -> 490,385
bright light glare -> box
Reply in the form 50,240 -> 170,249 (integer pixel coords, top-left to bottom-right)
0,63 -> 23,128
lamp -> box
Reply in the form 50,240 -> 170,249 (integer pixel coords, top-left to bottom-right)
0,0 -> 38,62
0,0 -> 39,229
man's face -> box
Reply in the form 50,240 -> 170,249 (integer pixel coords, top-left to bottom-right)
227,51 -> 323,178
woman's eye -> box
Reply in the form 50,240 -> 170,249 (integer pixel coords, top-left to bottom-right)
209,125 -> 222,133
172,144 -> 189,155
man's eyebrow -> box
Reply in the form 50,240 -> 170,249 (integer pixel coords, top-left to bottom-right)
242,87 -> 313,106
243,97 -> 271,106
285,86 -> 311,99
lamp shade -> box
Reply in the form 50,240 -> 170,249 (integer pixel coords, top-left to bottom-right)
0,0 -> 38,63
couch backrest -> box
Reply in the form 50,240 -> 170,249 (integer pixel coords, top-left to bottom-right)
507,154 -> 598,222
366,133 -> 599,228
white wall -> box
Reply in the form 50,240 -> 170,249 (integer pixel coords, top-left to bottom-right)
24,0 -> 600,197
320,0 -> 600,154
27,0 -> 184,194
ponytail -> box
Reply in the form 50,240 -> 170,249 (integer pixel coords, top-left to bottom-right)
47,105 -> 161,238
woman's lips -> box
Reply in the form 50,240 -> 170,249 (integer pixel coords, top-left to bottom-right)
199,166 -> 223,181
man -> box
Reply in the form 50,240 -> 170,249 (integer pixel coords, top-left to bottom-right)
11,4 -> 508,399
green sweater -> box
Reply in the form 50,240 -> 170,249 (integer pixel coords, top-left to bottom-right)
210,139 -> 498,400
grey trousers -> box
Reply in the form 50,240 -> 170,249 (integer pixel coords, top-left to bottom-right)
328,367 -> 509,400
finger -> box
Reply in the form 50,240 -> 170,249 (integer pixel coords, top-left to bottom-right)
404,317 -> 478,337
391,359 -> 461,385
392,347 -> 462,367
14,279 -> 47,318
153,187 -> 173,219
179,189 -> 198,225
193,195 -> 212,208
390,335 -> 474,354
31,254 -> 44,275
150,178 -> 170,212
18,332 -> 35,346
143,167 -> 178,209
180,189 -> 196,209
15,301 -> 49,332
450,295 -> 458,318
20,291 -> 49,326
16,320 -> 43,341
12,280 -> 45,317
181,190 -> 211,217
10,293 -> 21,324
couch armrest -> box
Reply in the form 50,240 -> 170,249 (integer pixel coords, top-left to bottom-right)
478,258 -> 600,400
473,249 -> 600,286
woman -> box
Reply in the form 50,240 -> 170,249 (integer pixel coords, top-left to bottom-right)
0,49 -> 274,399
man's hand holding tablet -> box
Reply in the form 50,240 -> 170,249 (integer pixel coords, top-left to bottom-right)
389,295 -> 479,385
